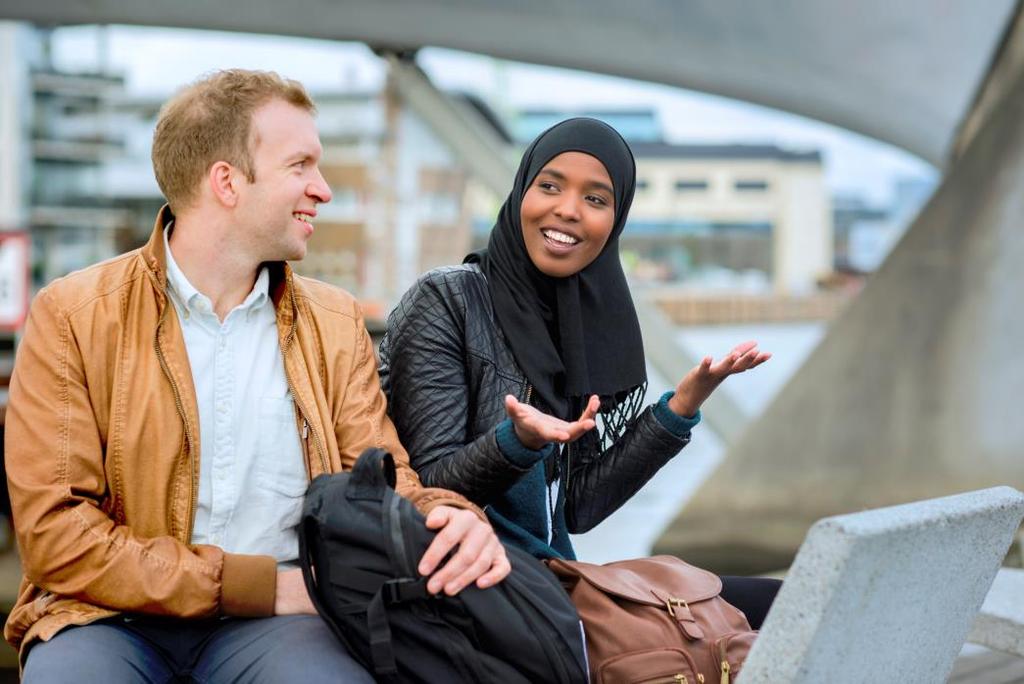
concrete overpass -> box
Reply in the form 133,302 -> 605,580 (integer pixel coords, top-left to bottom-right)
3,0 -> 1024,573
0,0 -> 1016,167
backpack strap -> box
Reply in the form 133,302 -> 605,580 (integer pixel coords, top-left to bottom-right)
347,448 -> 397,501
299,515 -> 365,660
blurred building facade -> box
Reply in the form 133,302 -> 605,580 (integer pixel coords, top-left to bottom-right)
0,23 -> 489,316
5,26 -> 917,316
508,109 -> 833,295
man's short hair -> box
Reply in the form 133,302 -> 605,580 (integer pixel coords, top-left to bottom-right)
152,69 -> 316,211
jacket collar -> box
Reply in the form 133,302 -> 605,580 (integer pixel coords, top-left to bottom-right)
141,204 -> 297,320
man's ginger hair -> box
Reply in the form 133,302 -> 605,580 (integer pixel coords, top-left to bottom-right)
152,69 -> 315,211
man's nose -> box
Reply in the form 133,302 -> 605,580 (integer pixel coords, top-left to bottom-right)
308,168 -> 332,204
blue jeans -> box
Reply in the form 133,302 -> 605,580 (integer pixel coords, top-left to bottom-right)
22,614 -> 374,683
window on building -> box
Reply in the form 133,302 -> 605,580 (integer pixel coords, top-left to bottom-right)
734,180 -> 770,192
674,180 -> 708,192
327,188 -> 362,218
420,192 -> 460,224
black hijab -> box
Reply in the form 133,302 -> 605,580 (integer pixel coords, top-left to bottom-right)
466,117 -> 646,426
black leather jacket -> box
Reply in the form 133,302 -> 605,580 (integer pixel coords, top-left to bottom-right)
379,264 -> 692,538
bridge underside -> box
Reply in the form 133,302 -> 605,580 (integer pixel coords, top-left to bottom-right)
0,0 -> 1018,166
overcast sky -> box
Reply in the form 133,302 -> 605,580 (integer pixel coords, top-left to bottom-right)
51,25 -> 936,205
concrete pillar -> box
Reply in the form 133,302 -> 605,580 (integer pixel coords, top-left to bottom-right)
654,53 -> 1024,575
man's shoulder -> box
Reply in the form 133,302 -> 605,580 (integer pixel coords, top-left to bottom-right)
290,273 -> 361,321
37,249 -> 146,314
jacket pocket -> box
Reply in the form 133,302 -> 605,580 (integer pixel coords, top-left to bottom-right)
598,647 -> 700,684
256,397 -> 308,497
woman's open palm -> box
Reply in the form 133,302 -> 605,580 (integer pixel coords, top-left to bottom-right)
668,341 -> 771,417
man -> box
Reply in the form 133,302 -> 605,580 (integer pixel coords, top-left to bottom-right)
4,69 -> 509,682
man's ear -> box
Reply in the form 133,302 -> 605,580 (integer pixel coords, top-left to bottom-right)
208,161 -> 239,208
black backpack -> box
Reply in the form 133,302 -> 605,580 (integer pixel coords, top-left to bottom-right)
299,448 -> 590,683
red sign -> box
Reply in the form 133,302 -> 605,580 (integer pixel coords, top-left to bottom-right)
0,232 -> 30,331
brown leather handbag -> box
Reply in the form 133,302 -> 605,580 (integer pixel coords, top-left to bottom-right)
547,555 -> 756,684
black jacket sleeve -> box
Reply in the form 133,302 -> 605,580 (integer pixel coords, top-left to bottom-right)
563,406 -> 692,534
379,270 -> 534,506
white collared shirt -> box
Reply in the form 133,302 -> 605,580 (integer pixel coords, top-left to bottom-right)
164,226 -> 307,564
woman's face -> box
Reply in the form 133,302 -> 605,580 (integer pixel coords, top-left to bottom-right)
520,151 -> 616,278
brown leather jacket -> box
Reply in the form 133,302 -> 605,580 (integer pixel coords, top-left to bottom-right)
3,207 -> 478,656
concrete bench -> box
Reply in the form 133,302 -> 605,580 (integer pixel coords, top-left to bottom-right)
968,566 -> 1024,657
738,486 -> 1024,683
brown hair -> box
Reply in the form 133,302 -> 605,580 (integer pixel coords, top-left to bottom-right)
152,69 -> 315,211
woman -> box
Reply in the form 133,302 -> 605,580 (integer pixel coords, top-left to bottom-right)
379,117 -> 777,627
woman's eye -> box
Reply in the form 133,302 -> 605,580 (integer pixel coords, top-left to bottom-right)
587,194 -> 608,206
538,181 -> 558,192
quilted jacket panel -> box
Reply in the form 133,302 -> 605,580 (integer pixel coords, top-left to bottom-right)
379,264 -> 692,535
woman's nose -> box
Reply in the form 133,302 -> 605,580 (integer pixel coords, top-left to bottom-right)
553,194 -> 581,221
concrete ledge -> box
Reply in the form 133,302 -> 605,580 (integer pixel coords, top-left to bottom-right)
738,486 -> 1024,684
968,567 -> 1024,656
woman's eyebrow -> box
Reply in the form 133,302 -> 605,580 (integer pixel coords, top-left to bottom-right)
538,168 -> 614,196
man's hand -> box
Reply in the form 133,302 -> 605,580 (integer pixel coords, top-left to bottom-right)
274,568 -> 317,615
668,340 -> 771,417
418,506 -> 511,596
504,394 -> 599,450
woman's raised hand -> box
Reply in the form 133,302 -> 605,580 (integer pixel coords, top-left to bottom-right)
668,340 -> 771,417
504,394 -> 600,451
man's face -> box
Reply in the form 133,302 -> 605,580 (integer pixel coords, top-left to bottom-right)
235,99 -> 332,262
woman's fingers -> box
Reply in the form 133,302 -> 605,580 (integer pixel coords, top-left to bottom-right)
578,395 -> 600,423
708,352 -> 739,376
716,347 -> 771,376
506,395 -> 597,445
731,340 -> 758,356
563,418 -> 597,442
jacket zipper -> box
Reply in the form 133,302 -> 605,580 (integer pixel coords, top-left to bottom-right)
154,299 -> 199,542
282,283 -> 329,476
524,383 -> 533,405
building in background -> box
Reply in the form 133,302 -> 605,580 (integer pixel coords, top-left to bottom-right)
504,109 -> 833,295
628,141 -> 830,295
833,176 -> 935,275
0,23 -> 496,316
2,25 -> 931,320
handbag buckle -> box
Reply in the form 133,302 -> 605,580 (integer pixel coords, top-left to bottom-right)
664,596 -> 689,618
